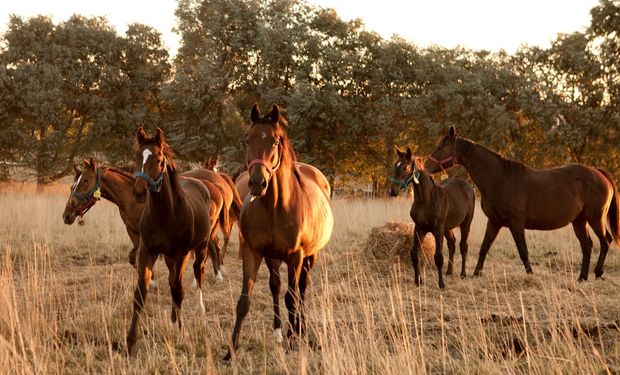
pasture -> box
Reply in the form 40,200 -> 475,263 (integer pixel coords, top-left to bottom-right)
1,185 -> 619,374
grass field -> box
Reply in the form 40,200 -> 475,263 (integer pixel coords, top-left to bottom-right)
1,185 -> 619,374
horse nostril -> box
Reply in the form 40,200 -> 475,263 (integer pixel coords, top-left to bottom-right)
260,179 -> 267,189
248,179 -> 253,187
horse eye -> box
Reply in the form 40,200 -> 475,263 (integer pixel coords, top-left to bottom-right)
245,138 -> 250,145
273,139 -> 280,147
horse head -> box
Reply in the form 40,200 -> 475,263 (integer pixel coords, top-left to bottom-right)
62,157 -> 101,224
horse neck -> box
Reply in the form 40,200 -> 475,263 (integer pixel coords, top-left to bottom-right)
412,170 -> 434,203
267,164 -> 298,209
456,137 -> 503,195
101,168 -> 136,210
146,169 -> 184,215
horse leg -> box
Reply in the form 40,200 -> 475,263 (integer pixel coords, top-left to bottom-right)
444,230 -> 457,276
459,218 -> 472,278
298,254 -> 317,336
266,257 -> 283,343
193,245 -> 208,314
571,217 -> 592,281
126,245 -> 156,355
473,220 -> 502,277
411,226 -> 427,286
223,245 -> 263,362
285,252 -> 304,341
590,218 -> 609,279
165,254 -> 190,329
433,230 -> 446,289
508,226 -> 533,274
208,238 -> 223,285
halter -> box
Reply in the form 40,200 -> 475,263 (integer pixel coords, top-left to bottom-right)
67,168 -> 102,216
246,143 -> 283,179
427,155 -> 459,173
390,161 -> 420,191
134,158 -> 167,193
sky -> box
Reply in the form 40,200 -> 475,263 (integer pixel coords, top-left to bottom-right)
0,0 -> 601,56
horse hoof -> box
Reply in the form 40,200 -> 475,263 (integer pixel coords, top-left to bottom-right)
219,356 -> 232,366
596,276 -> 605,281
460,273 -> 466,279
274,328 -> 283,343
439,283 -> 446,289
526,269 -> 534,274
215,271 -> 223,286
577,277 -> 586,283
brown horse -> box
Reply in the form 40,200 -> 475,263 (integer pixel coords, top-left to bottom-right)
426,126 -> 620,281
223,104 -> 334,362
390,146 -> 475,288
125,127 -> 214,354
61,159 -> 233,284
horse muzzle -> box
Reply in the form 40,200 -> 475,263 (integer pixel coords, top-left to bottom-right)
248,169 -> 269,198
62,209 -> 76,225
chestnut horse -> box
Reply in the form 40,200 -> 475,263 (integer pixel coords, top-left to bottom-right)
61,159 -> 237,284
223,104 -> 334,362
426,126 -> 620,281
125,127 -> 214,354
389,146 -> 475,288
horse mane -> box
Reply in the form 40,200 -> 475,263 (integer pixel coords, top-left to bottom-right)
459,137 -> 526,177
105,166 -> 136,180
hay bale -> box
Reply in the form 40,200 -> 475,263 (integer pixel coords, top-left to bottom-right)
365,222 -> 435,269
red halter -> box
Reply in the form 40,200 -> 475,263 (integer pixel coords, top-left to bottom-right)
428,155 -> 459,173
246,144 -> 283,178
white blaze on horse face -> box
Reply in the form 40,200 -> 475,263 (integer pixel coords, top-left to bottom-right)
72,173 -> 83,192
396,161 -> 402,168
141,148 -> 153,172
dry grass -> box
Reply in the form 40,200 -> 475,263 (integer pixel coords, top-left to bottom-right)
1,191 -> 620,374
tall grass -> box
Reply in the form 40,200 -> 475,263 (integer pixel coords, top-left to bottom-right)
0,190 -> 618,374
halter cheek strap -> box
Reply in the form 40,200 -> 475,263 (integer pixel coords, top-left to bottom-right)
134,158 -> 167,192
246,145 -> 282,178
390,162 -> 421,191
428,155 -> 459,173
68,168 -> 102,216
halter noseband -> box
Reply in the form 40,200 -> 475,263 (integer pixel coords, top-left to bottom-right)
67,168 -> 102,216
246,143 -> 283,179
390,161 -> 420,191
134,158 -> 167,193
428,155 -> 459,173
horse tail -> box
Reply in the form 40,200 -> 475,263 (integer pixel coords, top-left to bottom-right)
220,172 -> 243,225
598,168 -> 620,247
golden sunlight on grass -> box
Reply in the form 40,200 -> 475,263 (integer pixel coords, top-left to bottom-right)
0,189 -> 619,373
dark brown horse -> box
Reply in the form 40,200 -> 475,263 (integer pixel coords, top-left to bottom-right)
426,126 -> 620,281
223,104 -> 334,362
390,146 -> 475,288
125,127 -> 214,354
61,159 -> 236,284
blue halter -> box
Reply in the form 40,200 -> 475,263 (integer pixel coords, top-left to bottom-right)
390,162 -> 420,191
134,159 -> 166,192
71,167 -> 102,202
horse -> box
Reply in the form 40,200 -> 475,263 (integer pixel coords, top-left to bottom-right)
425,126 -> 620,281
389,146 -> 475,288
125,127 -> 214,354
61,158 -> 237,284
223,104 -> 334,362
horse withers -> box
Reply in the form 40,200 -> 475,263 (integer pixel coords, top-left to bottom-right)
223,104 -> 334,362
426,126 -> 620,281
390,146 -> 475,288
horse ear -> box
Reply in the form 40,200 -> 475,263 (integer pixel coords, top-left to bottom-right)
270,104 -> 280,123
406,147 -> 413,161
89,157 -> 97,169
448,125 -> 456,139
137,127 -> 147,144
73,164 -> 80,175
394,145 -> 404,157
83,158 -> 91,168
251,104 -> 260,123
154,127 -> 165,145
